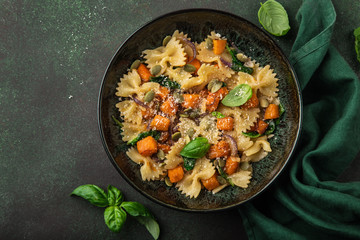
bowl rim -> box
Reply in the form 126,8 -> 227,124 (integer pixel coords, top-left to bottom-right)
98,8 -> 303,212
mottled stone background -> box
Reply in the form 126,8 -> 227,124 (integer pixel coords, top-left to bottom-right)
0,0 -> 359,239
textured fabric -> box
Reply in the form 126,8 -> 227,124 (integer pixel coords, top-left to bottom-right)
239,0 -> 360,239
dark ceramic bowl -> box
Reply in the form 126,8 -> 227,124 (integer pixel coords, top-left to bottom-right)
98,9 -> 302,212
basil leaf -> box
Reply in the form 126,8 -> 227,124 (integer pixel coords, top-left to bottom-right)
128,130 -> 161,146
71,184 -> 108,207
135,216 -> 160,240
211,111 -> 225,118
258,0 -> 290,36
264,120 -> 276,135
180,137 -> 211,159
355,27 -> 360,63
150,75 -> 180,89
107,185 -> 124,206
111,115 -> 123,128
121,201 -> 152,217
183,157 -> 196,171
221,84 -> 252,107
226,45 -> 253,74
121,201 -> 160,240
242,131 -> 262,138
104,206 -> 127,232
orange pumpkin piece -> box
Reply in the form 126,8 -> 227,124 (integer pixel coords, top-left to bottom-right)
217,117 -> 234,131
188,58 -> 201,74
201,173 -> 220,191
141,108 -> 155,120
182,94 -> 201,109
264,104 -> 280,120
206,87 -> 228,112
157,86 -> 170,100
137,63 -> 152,82
136,136 -> 158,157
213,39 -> 227,55
224,156 -> 240,175
168,165 -> 184,183
257,120 -> 269,135
158,143 -> 171,153
160,98 -> 178,116
208,140 -> 231,159
150,115 -> 171,131
241,90 -> 259,109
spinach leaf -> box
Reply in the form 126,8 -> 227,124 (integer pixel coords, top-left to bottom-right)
121,202 -> 160,240
150,75 -> 180,89
226,45 -> 253,74
242,131 -> 262,138
112,115 -> 123,128
104,206 -> 127,232
275,102 -> 285,125
217,165 -> 234,187
180,137 -> 211,159
264,120 -> 276,135
355,27 -> 360,63
128,130 -> 161,146
211,111 -> 225,118
107,185 -> 124,206
221,84 -> 252,107
71,184 -> 109,207
183,157 -> 196,171
258,0 -> 290,36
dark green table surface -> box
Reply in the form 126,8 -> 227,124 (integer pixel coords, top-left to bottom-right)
1,0 -> 359,239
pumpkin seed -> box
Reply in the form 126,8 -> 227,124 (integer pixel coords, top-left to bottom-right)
144,90 -> 155,103
189,111 -> 199,118
173,92 -> 184,103
184,64 -> 197,73
236,53 -> 248,62
218,159 -> 226,168
150,65 -> 161,75
130,59 -> 141,70
157,149 -> 165,160
217,176 -> 227,185
240,161 -> 250,171
207,79 -> 219,91
214,159 -> 219,168
179,113 -> 189,118
211,81 -> 223,93
259,97 -> 269,108
165,177 -> 173,186
205,38 -> 213,50
187,128 -> 195,138
171,132 -> 181,141
162,35 -> 172,46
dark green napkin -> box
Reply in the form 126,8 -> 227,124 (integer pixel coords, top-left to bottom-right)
239,0 -> 360,239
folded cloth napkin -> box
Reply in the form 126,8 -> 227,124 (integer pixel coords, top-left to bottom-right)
239,0 -> 360,239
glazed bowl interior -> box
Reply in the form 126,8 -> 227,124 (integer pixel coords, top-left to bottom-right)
98,9 -> 302,212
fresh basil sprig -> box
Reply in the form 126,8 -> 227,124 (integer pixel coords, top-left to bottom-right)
221,84 -> 253,107
258,0 -> 290,36
211,111 -> 225,118
150,75 -> 180,89
180,137 -> 211,159
226,45 -> 253,74
71,184 -> 160,240
128,130 -> 161,146
355,27 -> 360,63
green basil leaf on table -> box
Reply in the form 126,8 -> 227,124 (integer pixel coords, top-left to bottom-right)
258,0 -> 290,36
104,206 -> 127,232
127,130 -> 161,146
107,185 -> 124,206
354,26 -> 360,63
121,201 -> 159,240
226,45 -> 253,74
183,157 -> 196,171
180,137 -> 211,159
211,111 -> 225,118
221,84 -> 252,107
71,184 -> 109,207
150,75 -> 180,89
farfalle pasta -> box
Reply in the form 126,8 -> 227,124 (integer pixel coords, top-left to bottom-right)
114,30 -> 283,198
